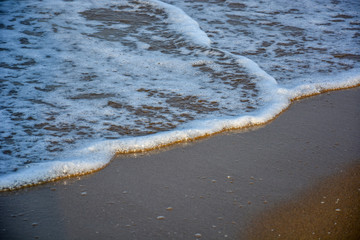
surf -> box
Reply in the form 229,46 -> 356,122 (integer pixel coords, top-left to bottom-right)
0,0 -> 359,190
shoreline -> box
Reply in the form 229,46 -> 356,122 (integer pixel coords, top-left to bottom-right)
0,87 -> 359,239
1,83 -> 359,192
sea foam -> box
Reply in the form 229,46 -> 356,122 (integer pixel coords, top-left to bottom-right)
0,0 -> 359,190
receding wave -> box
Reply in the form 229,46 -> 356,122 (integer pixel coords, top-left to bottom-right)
0,0 -> 359,190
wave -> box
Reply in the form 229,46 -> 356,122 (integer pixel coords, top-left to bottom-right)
0,0 -> 359,190
1,70 -> 359,191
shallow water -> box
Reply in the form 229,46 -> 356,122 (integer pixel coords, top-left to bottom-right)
0,0 -> 359,190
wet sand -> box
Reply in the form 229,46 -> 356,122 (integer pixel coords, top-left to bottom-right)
246,162 -> 360,240
0,87 -> 359,240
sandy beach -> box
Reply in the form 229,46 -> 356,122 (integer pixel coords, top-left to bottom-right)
246,162 -> 360,240
1,87 -> 359,240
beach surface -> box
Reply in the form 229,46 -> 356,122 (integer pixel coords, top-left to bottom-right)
0,87 -> 359,240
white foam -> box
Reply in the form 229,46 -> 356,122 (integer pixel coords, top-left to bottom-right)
279,69 -> 360,99
1,70 -> 359,190
0,0 -> 359,190
140,0 -> 212,47
166,0 -> 360,85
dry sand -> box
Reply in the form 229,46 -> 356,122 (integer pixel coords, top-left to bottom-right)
0,87 -> 359,240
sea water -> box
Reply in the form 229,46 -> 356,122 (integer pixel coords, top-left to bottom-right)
0,0 -> 359,190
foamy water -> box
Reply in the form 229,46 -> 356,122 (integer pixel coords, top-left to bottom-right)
0,0 -> 359,190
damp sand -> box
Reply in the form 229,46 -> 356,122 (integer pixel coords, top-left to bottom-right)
0,87 -> 359,239
245,162 -> 360,240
